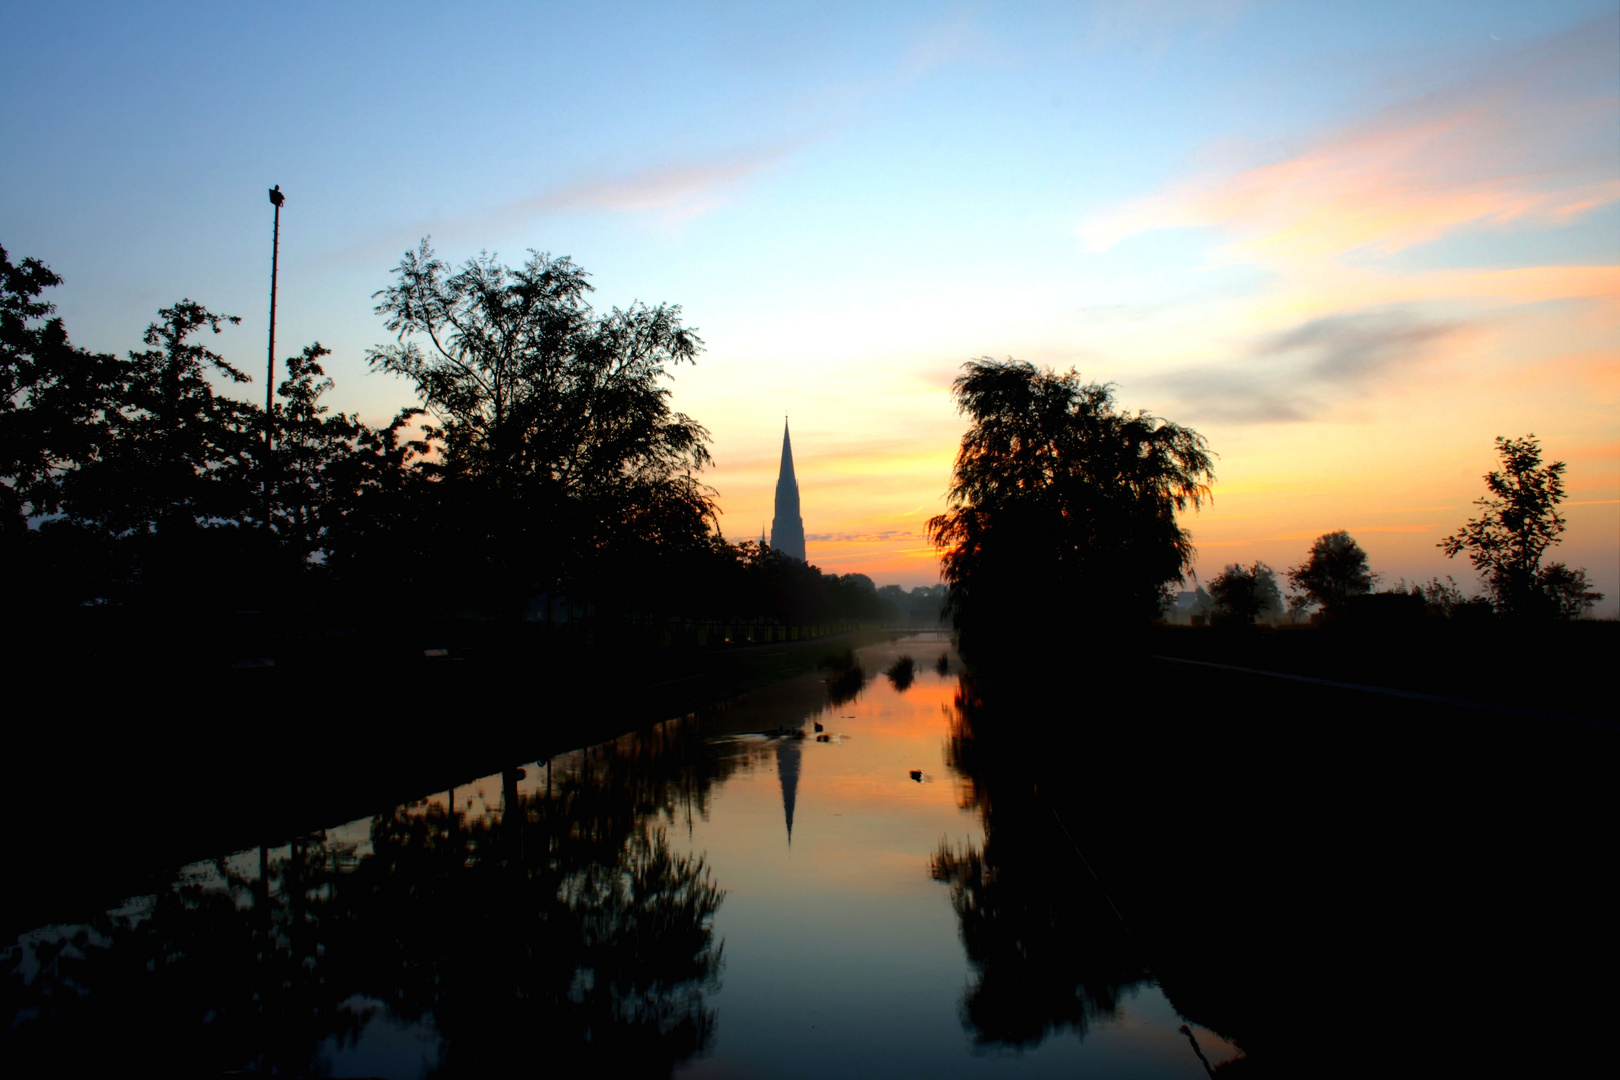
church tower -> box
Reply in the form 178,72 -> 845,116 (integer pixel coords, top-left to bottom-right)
770,419 -> 806,561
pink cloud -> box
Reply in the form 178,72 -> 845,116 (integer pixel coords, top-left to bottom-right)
477,144 -> 800,231
1080,16 -> 1620,263
512,148 -> 795,225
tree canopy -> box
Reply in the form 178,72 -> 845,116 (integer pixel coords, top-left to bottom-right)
1209,561 -> 1283,626
1439,435 -> 1602,619
1286,530 -> 1375,617
368,240 -> 716,613
3,241 -> 889,638
927,358 -> 1214,650
0,243 -> 113,533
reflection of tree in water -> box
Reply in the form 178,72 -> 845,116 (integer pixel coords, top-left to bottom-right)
820,647 -> 869,709
931,676 -> 1150,1048
4,715 -> 740,1077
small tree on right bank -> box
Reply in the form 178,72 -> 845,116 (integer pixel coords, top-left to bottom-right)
1439,435 -> 1603,619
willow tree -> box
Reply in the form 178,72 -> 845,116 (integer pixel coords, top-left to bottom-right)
927,359 -> 1214,650
368,239 -> 715,614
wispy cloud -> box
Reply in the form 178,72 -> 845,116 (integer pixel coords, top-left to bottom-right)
1200,522 -> 1439,547
1148,308 -> 1466,422
1081,14 -> 1618,431
325,142 -> 805,267
1081,0 -> 1266,52
900,7 -> 991,78
496,147 -> 798,228
1081,14 -> 1620,263
807,530 -> 923,543
454,143 -> 803,237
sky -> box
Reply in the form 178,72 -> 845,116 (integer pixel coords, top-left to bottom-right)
3,1 -> 1616,612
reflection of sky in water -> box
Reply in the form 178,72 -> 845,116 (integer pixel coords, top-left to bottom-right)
7,634 -> 1239,1076
654,635 -> 1238,1078
318,996 -> 443,1079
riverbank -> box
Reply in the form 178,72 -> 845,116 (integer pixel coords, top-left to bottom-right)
955,642 -> 1616,1073
6,627 -> 902,939
1144,617 -> 1616,722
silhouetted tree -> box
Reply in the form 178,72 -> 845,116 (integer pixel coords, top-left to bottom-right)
0,245 -> 115,534
1209,561 -> 1282,626
40,300 -> 266,610
368,239 -> 715,615
927,359 -> 1214,651
1439,435 -> 1602,618
1286,530 -> 1374,618
267,343 -> 364,567
1536,563 -> 1603,619
84,301 -> 252,533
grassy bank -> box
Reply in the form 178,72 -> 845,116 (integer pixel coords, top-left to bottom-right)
1144,617 -> 1615,720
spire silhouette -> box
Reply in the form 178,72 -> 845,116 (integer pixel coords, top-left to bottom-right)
770,418 -> 806,561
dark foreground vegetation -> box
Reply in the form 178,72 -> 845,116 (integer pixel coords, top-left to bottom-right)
6,708 -> 757,1075
1,241 -> 895,662
4,625 -> 903,941
2,236 -> 928,949
6,240 -> 1611,1075
927,358 -> 1604,661
941,654 -> 1615,1075
917,359 -> 1612,1072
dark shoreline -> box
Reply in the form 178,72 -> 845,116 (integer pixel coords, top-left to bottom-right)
11,617 -> 1613,1073
953,625 -> 1617,1073
6,627 -> 904,940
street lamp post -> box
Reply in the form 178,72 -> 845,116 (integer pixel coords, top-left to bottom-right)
265,184 -> 284,531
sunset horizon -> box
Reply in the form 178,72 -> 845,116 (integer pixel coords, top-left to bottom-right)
4,1 -> 1614,611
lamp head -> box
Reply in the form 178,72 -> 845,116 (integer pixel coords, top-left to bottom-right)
268,185 -> 285,208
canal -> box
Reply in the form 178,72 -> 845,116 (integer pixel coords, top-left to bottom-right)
3,634 -> 1241,1076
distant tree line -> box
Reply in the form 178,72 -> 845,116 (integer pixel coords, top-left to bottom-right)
924,359 -> 1602,654
1183,438 -> 1602,627
877,583 -> 949,627
0,242 -> 887,640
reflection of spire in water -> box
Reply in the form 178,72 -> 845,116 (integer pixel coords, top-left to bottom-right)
776,737 -> 801,845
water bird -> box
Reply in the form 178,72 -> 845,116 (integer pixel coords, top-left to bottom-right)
909,770 -> 923,782
814,721 -> 824,732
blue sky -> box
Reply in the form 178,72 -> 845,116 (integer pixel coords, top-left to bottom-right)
4,1 -> 1616,605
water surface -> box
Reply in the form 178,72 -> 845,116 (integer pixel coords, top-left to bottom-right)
5,634 -> 1241,1076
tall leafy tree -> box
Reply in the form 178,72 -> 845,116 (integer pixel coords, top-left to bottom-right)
1439,435 -> 1601,618
0,244 -> 113,532
315,405 -> 443,611
50,300 -> 263,609
367,239 -> 716,612
64,300 -> 253,537
1286,530 -> 1375,617
269,342 -> 372,566
927,359 -> 1214,649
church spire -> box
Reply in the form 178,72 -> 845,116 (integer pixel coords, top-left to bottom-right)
770,418 -> 806,561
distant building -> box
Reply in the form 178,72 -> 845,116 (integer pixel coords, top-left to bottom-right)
770,419 -> 806,561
